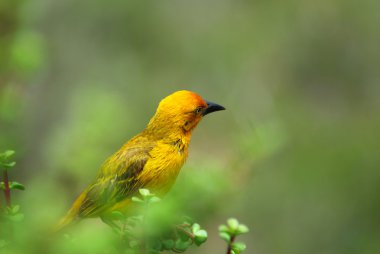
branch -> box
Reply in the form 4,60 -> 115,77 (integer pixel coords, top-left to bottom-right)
226,235 -> 236,254
3,170 -> 11,207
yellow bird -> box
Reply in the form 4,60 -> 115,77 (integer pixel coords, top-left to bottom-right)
56,90 -> 225,231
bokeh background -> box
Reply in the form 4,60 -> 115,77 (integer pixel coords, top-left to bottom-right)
1,0 -> 380,253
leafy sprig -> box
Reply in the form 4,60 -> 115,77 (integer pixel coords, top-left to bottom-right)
0,150 -> 25,250
219,218 -> 249,254
0,150 -> 25,208
108,188 -> 208,253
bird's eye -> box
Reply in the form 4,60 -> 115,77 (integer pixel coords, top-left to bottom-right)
194,107 -> 203,114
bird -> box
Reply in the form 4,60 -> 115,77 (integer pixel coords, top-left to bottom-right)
55,90 -> 225,231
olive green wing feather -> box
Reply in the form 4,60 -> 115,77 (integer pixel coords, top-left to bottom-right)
78,144 -> 154,218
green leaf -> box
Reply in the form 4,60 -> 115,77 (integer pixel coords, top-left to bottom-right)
219,224 -> 229,233
174,239 -> 190,252
147,196 -> 161,204
227,218 -> 239,231
149,239 -> 162,251
191,223 -> 201,233
194,229 -> 207,238
219,232 -> 231,242
232,242 -> 246,254
12,205 -> 20,213
0,150 -> 15,160
162,239 -> 174,250
194,229 -> 208,246
110,211 -> 125,220
131,197 -> 144,203
139,188 -> 150,196
237,224 -> 249,234
10,181 -> 25,190
1,161 -> 16,169
178,229 -> 191,241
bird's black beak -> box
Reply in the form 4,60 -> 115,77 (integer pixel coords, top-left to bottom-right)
202,100 -> 225,116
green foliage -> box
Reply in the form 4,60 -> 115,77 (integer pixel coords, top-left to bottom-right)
0,150 -> 16,169
0,181 -> 26,191
0,150 -> 25,250
2,205 -> 25,223
130,188 -> 161,205
108,188 -> 208,253
0,152 -> 248,254
219,218 -> 249,254
2,1 -> 378,253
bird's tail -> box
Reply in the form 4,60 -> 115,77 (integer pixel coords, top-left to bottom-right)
53,211 -> 76,233
53,192 -> 86,232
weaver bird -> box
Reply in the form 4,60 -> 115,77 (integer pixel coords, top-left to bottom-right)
55,90 -> 225,231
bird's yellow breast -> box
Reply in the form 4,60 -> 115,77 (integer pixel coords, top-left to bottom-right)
138,138 -> 189,196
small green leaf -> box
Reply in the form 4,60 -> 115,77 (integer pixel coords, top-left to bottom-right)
219,232 -> 231,242
237,224 -> 249,234
232,242 -> 246,253
194,229 -> 207,238
1,161 -> 16,169
110,211 -> 125,220
12,205 -> 20,213
192,223 -> 201,233
139,188 -> 150,196
148,196 -> 161,204
174,239 -> 190,252
10,181 -> 25,190
131,197 -> 143,203
194,229 -> 208,246
227,218 -> 239,231
219,224 -> 229,233
178,229 -> 191,241
162,239 -> 174,250
0,150 -> 15,159
227,218 -> 239,229
149,239 -> 162,251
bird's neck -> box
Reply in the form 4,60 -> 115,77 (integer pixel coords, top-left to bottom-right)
144,116 -> 192,145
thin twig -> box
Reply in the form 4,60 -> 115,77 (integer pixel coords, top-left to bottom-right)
175,225 -> 194,240
3,170 -> 11,207
226,235 -> 236,254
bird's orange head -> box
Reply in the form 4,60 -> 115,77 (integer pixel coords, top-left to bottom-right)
146,90 -> 225,136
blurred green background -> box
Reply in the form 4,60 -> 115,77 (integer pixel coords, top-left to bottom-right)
1,0 -> 380,253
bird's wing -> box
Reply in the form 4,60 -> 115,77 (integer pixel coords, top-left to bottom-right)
77,143 -> 154,218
